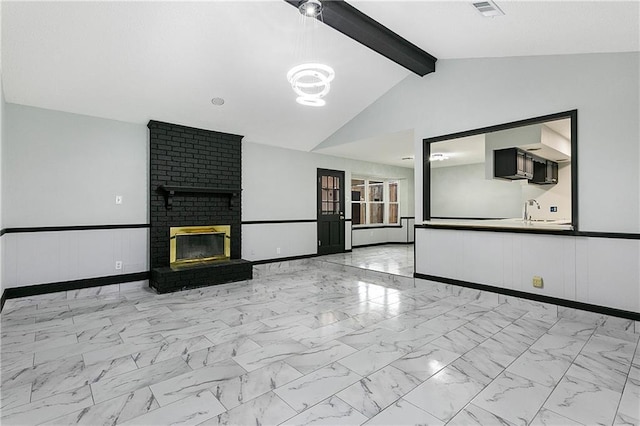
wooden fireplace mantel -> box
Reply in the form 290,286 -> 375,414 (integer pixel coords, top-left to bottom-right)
157,185 -> 241,210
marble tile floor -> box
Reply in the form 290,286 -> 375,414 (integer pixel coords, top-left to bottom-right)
1,249 -> 639,425
321,244 -> 414,277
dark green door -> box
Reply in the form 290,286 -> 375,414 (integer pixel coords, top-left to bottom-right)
317,168 -> 345,255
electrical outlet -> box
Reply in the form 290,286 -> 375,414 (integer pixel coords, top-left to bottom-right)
115,195 -> 123,205
276,247 -> 281,255
115,261 -> 123,270
532,276 -> 543,288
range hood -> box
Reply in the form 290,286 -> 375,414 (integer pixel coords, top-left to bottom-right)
518,125 -> 571,163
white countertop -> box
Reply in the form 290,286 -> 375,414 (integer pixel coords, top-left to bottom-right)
423,218 -> 573,231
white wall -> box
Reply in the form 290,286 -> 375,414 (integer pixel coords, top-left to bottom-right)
416,227 -> 639,312
521,163 -> 572,222
431,162 -> 572,221
3,228 -> 148,289
432,163 -> 521,218
242,141 -> 414,260
243,222 -> 318,262
482,123 -> 573,221
1,104 -> 415,288
2,104 -> 149,289
321,52 -> 640,312
0,76 -> 5,295
242,141 -> 415,221
4,104 -> 148,227
323,52 -> 640,233
352,218 -> 414,247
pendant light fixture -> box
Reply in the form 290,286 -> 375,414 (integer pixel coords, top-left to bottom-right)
287,0 -> 335,107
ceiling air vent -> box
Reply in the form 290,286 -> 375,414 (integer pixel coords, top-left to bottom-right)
472,1 -> 505,17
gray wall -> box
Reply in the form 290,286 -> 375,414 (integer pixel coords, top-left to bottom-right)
431,163 -> 521,218
321,52 -> 640,311
2,105 -> 149,289
242,141 -> 414,261
0,78 -> 5,294
432,162 -> 572,221
4,104 -> 148,227
323,52 -> 640,234
1,104 -> 415,288
521,163 -> 572,222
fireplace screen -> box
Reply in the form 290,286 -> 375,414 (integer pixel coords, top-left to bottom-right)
170,225 -> 230,266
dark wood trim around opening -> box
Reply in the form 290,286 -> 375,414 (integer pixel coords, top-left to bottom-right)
414,273 -> 640,321
422,110 -> 578,230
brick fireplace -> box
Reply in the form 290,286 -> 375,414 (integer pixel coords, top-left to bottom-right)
148,120 -> 252,293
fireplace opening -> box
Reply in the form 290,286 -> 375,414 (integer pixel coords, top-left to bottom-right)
170,225 -> 230,266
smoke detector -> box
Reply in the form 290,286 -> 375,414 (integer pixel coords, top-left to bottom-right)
472,1 -> 505,17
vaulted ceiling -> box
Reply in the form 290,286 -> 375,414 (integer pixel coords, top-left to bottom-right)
2,1 -> 638,164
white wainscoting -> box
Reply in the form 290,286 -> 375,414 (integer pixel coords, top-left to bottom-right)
2,228 -> 149,289
241,222 -> 319,262
415,227 -> 640,312
352,218 -> 415,247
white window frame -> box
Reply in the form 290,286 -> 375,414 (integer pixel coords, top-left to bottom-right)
351,178 -> 400,227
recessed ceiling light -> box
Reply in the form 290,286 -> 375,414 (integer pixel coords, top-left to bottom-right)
211,97 -> 225,106
472,1 -> 505,17
429,153 -> 449,162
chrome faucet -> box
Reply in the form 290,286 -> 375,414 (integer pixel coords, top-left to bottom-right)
524,199 -> 540,221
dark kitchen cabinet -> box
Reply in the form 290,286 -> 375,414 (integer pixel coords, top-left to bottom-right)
532,159 -> 559,185
494,147 -> 534,180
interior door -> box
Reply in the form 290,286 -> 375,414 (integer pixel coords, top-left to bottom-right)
317,168 -> 345,255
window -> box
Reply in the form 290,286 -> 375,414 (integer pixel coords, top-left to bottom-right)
351,178 -> 400,226
321,175 -> 341,215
